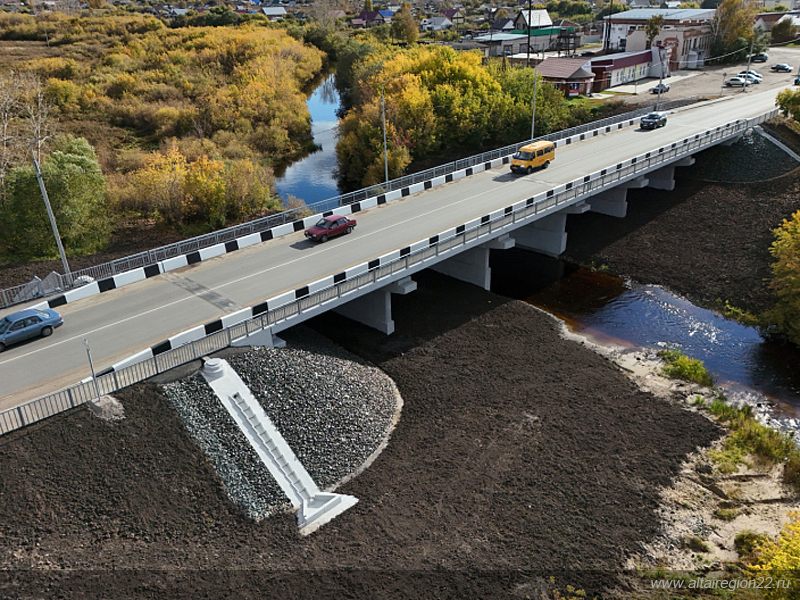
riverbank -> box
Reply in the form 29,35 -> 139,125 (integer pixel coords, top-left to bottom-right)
0,272 -> 723,598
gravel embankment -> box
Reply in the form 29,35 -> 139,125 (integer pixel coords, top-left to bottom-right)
161,343 -> 398,521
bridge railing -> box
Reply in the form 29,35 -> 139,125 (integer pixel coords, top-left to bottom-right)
0,108 -> 770,437
0,96 -> 699,310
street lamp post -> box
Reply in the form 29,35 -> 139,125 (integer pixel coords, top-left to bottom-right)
721,72 -> 727,93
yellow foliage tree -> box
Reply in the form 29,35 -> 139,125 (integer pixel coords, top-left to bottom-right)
766,210 -> 800,346
750,511 -> 800,598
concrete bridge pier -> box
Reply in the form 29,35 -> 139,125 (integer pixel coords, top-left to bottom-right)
333,276 -> 417,335
514,213 -> 568,257
589,175 -> 649,218
647,156 -> 695,191
431,235 -> 514,290
721,134 -> 743,146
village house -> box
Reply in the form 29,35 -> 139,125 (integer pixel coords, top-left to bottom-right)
534,57 -> 595,97
603,8 -> 715,70
589,47 -> 668,91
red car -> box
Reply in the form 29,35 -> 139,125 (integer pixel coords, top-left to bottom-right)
304,214 -> 357,243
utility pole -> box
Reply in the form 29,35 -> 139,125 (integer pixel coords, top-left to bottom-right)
531,72 -> 539,140
32,150 -> 71,286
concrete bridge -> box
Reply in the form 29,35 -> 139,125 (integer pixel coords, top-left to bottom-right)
0,89 -> 780,434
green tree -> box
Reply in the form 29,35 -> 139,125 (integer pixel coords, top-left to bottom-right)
364,0 -> 373,11
711,0 -> 759,60
494,7 -> 509,20
776,88 -> 800,120
1,135 -> 109,259
766,210 -> 800,347
771,18 -> 798,43
645,14 -> 665,48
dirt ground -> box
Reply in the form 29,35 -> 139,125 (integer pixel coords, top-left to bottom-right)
2,120 -> 800,599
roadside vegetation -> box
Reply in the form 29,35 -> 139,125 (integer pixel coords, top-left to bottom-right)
0,13 -> 324,261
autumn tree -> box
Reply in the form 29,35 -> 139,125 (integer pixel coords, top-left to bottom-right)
335,45 -> 579,189
765,210 -> 800,347
711,0 -> 759,60
392,2 -> 419,44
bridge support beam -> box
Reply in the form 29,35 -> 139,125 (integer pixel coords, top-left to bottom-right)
232,327 -> 287,349
589,176 -> 648,218
647,156 -> 694,191
431,235 -> 514,290
333,276 -> 417,335
514,213 -> 568,257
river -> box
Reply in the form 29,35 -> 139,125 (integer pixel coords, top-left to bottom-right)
278,73 -> 800,427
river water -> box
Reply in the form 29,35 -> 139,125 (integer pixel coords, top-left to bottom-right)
281,74 -> 800,424
274,74 -> 341,211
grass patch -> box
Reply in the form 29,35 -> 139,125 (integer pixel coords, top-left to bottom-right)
657,348 -> 714,387
691,395 -> 706,407
682,535 -> 710,553
707,399 -> 800,491
714,507 -> 740,521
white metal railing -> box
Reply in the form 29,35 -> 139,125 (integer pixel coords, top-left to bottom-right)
0,108 -> 774,437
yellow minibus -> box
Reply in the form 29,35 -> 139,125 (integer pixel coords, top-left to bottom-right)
510,140 -> 555,174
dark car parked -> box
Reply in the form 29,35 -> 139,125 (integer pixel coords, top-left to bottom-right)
640,111 -> 667,130
304,214 -> 357,243
651,82 -> 670,94
0,308 -> 63,351
771,63 -> 793,73
750,52 -> 768,63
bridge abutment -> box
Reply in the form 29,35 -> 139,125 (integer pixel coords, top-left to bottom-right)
333,276 -> 417,335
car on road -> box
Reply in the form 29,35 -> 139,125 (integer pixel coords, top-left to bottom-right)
304,214 -> 356,243
771,63 -> 793,73
0,308 -> 63,351
750,52 -> 768,63
651,82 -> 670,94
740,69 -> 762,78
795,75 -> 800,85
738,72 -> 762,84
725,76 -> 750,87
640,111 -> 667,130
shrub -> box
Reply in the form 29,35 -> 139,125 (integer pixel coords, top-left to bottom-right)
736,530 -> 769,559
657,348 -> 714,386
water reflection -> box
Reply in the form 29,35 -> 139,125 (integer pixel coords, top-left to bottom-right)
275,74 -> 341,210
490,250 -> 800,410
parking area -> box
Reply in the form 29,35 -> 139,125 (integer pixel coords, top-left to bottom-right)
596,46 -> 800,104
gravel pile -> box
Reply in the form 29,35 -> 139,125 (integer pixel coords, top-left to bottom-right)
161,340 -> 398,522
